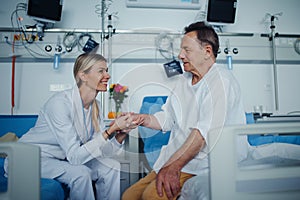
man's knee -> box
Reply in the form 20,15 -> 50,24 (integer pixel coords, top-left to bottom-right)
121,187 -> 133,200
122,182 -> 143,200
141,182 -> 163,200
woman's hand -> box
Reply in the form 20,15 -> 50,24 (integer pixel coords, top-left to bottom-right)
110,113 -> 144,131
108,113 -> 144,143
110,113 -> 143,131
114,130 -> 128,144
111,113 -> 131,131
126,113 -> 145,129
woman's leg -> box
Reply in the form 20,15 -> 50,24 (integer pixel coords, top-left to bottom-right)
87,158 -> 121,200
54,162 -> 95,200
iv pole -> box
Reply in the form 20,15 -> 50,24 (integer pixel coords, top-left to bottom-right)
100,0 -> 114,118
100,0 -> 106,118
107,14 -> 113,78
268,13 -> 282,111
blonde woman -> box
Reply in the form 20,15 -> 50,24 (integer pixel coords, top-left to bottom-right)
6,53 -> 140,200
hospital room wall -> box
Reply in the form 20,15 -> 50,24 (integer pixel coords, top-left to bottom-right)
0,0 -> 299,116
1,0 -> 299,33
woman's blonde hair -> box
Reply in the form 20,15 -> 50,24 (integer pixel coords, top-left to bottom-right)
73,53 -> 107,132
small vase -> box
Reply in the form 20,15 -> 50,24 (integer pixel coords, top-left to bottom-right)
115,101 -> 122,116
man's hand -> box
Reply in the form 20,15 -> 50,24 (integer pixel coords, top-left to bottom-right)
109,113 -> 144,131
127,113 -> 145,129
156,164 -> 181,200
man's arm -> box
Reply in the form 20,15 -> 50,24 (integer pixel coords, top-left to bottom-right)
156,128 -> 206,199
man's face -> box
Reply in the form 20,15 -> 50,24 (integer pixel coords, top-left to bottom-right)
178,31 -> 207,73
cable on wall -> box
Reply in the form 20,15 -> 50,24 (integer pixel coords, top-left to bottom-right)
9,2 -> 54,59
62,32 -> 78,52
155,32 -> 175,60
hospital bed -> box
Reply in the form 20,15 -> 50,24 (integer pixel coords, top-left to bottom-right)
207,123 -> 300,200
0,142 -> 40,200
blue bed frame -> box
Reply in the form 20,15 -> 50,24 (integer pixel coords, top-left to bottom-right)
0,115 -> 67,200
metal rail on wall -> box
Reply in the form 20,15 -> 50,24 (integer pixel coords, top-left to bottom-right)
0,27 -> 254,36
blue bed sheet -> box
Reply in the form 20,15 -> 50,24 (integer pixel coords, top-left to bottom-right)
246,113 -> 300,146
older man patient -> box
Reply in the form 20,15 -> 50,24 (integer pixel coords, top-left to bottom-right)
122,21 -> 247,200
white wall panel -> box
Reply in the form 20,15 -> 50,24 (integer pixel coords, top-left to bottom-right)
0,0 -> 300,116
0,62 -> 74,114
277,65 -> 300,114
1,0 -> 300,33
231,64 -> 274,113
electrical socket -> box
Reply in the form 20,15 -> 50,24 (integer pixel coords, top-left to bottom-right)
1,33 -> 10,42
49,84 -> 72,92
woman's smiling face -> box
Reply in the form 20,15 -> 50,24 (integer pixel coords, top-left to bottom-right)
85,61 -> 110,92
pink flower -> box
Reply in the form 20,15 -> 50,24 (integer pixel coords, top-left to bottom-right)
114,84 -> 123,93
109,83 -> 129,113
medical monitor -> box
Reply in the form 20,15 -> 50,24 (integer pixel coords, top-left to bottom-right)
27,0 -> 63,24
206,0 -> 237,25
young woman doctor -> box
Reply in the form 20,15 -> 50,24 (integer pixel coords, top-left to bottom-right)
9,53 -> 140,200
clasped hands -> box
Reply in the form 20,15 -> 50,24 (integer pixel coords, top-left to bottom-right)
110,112 -> 144,133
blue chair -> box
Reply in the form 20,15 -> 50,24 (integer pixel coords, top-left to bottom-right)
138,96 -> 171,176
0,115 -> 67,200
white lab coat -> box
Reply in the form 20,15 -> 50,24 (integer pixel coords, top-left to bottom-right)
11,85 -> 123,200
153,64 -> 247,175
